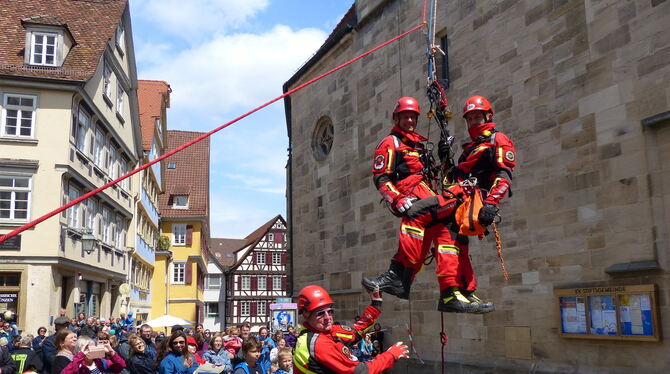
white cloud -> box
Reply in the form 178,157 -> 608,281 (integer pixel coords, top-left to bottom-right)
133,0 -> 269,40
210,194 -> 280,237
139,25 -> 326,114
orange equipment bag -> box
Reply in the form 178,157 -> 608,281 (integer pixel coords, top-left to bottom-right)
455,187 -> 487,236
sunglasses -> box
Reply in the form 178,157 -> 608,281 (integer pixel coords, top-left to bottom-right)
315,308 -> 334,318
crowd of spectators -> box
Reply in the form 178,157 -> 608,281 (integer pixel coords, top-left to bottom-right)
0,312 -> 387,374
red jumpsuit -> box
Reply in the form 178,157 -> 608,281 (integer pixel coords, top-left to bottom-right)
372,125 -> 457,287
432,122 -> 516,292
293,305 -> 396,374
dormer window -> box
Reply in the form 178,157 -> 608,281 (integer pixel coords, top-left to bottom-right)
31,32 -> 58,66
172,195 -> 188,209
22,16 -> 75,68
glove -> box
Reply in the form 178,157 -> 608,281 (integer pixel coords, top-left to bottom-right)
394,196 -> 415,214
386,342 -> 410,360
478,203 -> 498,226
368,285 -> 383,307
405,196 -> 439,219
438,140 -> 451,162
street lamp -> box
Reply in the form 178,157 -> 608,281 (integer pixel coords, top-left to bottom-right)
81,230 -> 97,254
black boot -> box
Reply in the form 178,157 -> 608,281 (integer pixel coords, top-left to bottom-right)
437,287 -> 481,313
461,290 -> 495,313
362,261 -> 411,299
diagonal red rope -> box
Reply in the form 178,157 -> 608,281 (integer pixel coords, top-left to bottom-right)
0,22 -> 425,244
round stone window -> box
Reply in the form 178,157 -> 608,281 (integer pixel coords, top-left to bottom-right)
311,116 -> 334,161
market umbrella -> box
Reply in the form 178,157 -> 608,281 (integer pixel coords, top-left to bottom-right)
145,314 -> 195,328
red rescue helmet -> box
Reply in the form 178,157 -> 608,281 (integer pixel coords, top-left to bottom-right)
297,285 -> 334,314
462,95 -> 493,118
393,96 -> 420,119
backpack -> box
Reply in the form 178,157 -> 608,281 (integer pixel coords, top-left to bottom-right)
455,187 -> 487,236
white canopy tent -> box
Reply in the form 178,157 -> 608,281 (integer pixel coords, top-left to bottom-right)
145,314 -> 195,328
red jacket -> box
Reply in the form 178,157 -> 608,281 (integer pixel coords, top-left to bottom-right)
60,351 -> 126,374
452,123 -> 516,205
373,126 -> 435,206
293,305 -> 396,374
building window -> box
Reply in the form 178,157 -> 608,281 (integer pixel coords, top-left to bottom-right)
437,35 -> 450,90
115,24 -> 125,53
257,301 -> 266,316
206,302 -> 219,318
256,252 -> 265,265
1,94 -> 36,138
116,83 -> 124,117
102,207 -> 111,244
268,233 -> 274,241
172,262 -> 185,284
0,176 -> 31,221
76,107 -> 91,152
167,162 -> 176,169
109,147 -> 119,180
273,276 -> 281,290
115,215 -> 124,249
85,198 -> 97,235
206,274 -> 221,289
94,128 -> 106,168
258,276 -> 266,291
311,116 -> 334,161
272,252 -> 281,265
103,63 -> 112,101
30,32 -> 58,66
241,275 -> 250,291
173,224 -> 186,245
172,195 -> 188,209
67,185 -> 80,228
240,301 -> 250,316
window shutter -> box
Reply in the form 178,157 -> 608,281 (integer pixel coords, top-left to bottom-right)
251,276 -> 257,290
281,276 -> 287,291
236,302 -> 240,316
281,253 -> 287,265
275,232 -> 283,243
236,275 -> 240,291
267,276 -> 272,290
251,301 -> 257,316
185,261 -> 192,285
185,225 -> 193,246
252,252 -> 257,265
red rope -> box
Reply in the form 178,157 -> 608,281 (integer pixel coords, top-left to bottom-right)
440,313 -> 448,373
422,0 -> 428,23
0,22 -> 425,244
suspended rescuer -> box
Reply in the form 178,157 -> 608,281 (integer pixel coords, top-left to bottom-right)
361,97 -> 462,305
293,285 -> 409,373
362,95 -> 516,313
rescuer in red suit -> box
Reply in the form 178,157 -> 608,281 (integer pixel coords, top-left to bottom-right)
292,285 -> 409,374
362,96 -> 459,304
425,95 -> 517,313
363,95 -> 516,314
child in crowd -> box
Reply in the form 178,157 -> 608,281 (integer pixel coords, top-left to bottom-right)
233,337 -> 263,374
223,326 -> 242,356
275,348 -> 292,374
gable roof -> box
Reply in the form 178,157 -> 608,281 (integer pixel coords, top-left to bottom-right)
158,130 -> 210,219
0,0 -> 127,81
210,214 -> 285,270
137,80 -> 170,151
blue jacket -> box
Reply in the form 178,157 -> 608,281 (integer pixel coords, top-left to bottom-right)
233,362 -> 264,374
159,352 -> 199,374
257,337 -> 274,372
201,348 -> 232,372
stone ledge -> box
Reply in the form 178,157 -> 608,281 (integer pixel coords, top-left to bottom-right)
605,260 -> 661,274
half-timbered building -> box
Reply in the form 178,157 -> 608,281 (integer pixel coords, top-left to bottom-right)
216,215 -> 289,331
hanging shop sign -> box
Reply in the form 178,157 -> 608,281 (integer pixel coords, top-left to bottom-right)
556,284 -> 660,342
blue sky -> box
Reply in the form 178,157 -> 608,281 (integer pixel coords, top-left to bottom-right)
129,0 -> 354,238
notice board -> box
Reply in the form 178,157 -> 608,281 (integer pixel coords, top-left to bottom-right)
555,284 -> 660,342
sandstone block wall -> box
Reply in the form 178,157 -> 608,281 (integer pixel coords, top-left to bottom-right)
286,0 -> 670,372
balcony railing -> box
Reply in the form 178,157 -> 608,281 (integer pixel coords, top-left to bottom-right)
140,188 -> 159,226
135,234 -> 155,265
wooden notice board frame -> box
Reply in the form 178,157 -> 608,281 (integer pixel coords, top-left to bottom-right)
555,284 -> 660,342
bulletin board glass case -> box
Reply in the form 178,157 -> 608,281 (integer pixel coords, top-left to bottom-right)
555,284 -> 660,342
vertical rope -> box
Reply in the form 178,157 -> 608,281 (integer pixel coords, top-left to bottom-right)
397,3 -> 404,96
440,313 -> 448,374
493,222 -> 510,281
